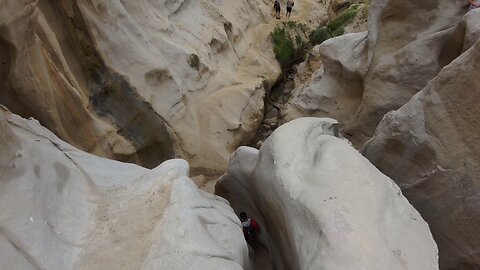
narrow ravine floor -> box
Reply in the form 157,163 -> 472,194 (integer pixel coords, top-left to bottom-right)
252,242 -> 273,270
248,69 -> 297,149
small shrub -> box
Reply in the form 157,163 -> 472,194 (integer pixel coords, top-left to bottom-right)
187,54 -> 200,70
271,27 -> 296,69
298,23 -> 309,35
286,20 -> 297,29
309,5 -> 358,46
330,26 -> 346,37
271,22 -> 309,71
295,34 -> 303,46
326,6 -> 358,37
310,27 -> 332,45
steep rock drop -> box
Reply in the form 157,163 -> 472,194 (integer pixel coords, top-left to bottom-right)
0,106 -> 252,270
217,118 -> 439,270
285,0 -> 469,146
362,11 -> 480,269
283,1 -> 480,268
0,108 -> 440,270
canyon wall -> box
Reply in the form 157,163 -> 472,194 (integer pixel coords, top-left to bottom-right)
286,0 -> 468,146
0,0 -> 276,172
0,0 -> 176,168
284,0 -> 480,268
362,11 -> 480,268
2,0 -> 479,268
74,0 -> 277,173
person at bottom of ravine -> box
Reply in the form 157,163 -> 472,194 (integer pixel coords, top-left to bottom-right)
274,0 -> 281,19
286,0 -> 294,18
240,212 -> 260,243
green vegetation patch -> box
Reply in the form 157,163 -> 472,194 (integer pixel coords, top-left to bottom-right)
310,27 -> 332,46
310,4 -> 359,46
271,21 -> 310,71
327,4 -> 358,36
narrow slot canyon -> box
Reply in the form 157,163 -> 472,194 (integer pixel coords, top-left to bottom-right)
1,0 -> 480,269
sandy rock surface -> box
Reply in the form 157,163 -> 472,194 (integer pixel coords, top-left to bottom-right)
362,13 -> 480,268
217,117 -> 438,270
0,107 -> 251,270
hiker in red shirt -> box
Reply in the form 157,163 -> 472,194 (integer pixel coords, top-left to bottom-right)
239,212 -> 260,243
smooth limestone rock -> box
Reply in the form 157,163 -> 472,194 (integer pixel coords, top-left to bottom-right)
0,107 -> 251,270
362,15 -> 480,269
285,0 -> 469,146
217,118 -> 438,270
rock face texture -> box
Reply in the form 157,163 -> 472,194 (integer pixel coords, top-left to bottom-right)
0,0 -> 328,173
0,107 -> 251,270
0,0 -> 274,171
0,0 -> 326,174
362,11 -> 480,269
0,0 -> 176,168
285,0 -> 469,146
217,118 -> 439,270
74,0 -> 278,173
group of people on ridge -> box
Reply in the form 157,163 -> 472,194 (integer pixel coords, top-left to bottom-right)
274,0 -> 295,19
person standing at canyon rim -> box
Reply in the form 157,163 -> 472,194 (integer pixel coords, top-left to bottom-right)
470,0 -> 480,9
274,0 -> 281,19
286,0 -> 295,18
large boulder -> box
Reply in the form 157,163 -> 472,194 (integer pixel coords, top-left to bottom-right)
285,0 -> 469,146
286,32 -> 368,125
362,12 -> 480,269
0,106 -> 251,270
217,118 -> 438,270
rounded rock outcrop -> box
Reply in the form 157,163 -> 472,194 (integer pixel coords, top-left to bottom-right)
0,107 -> 251,270
217,117 -> 439,270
